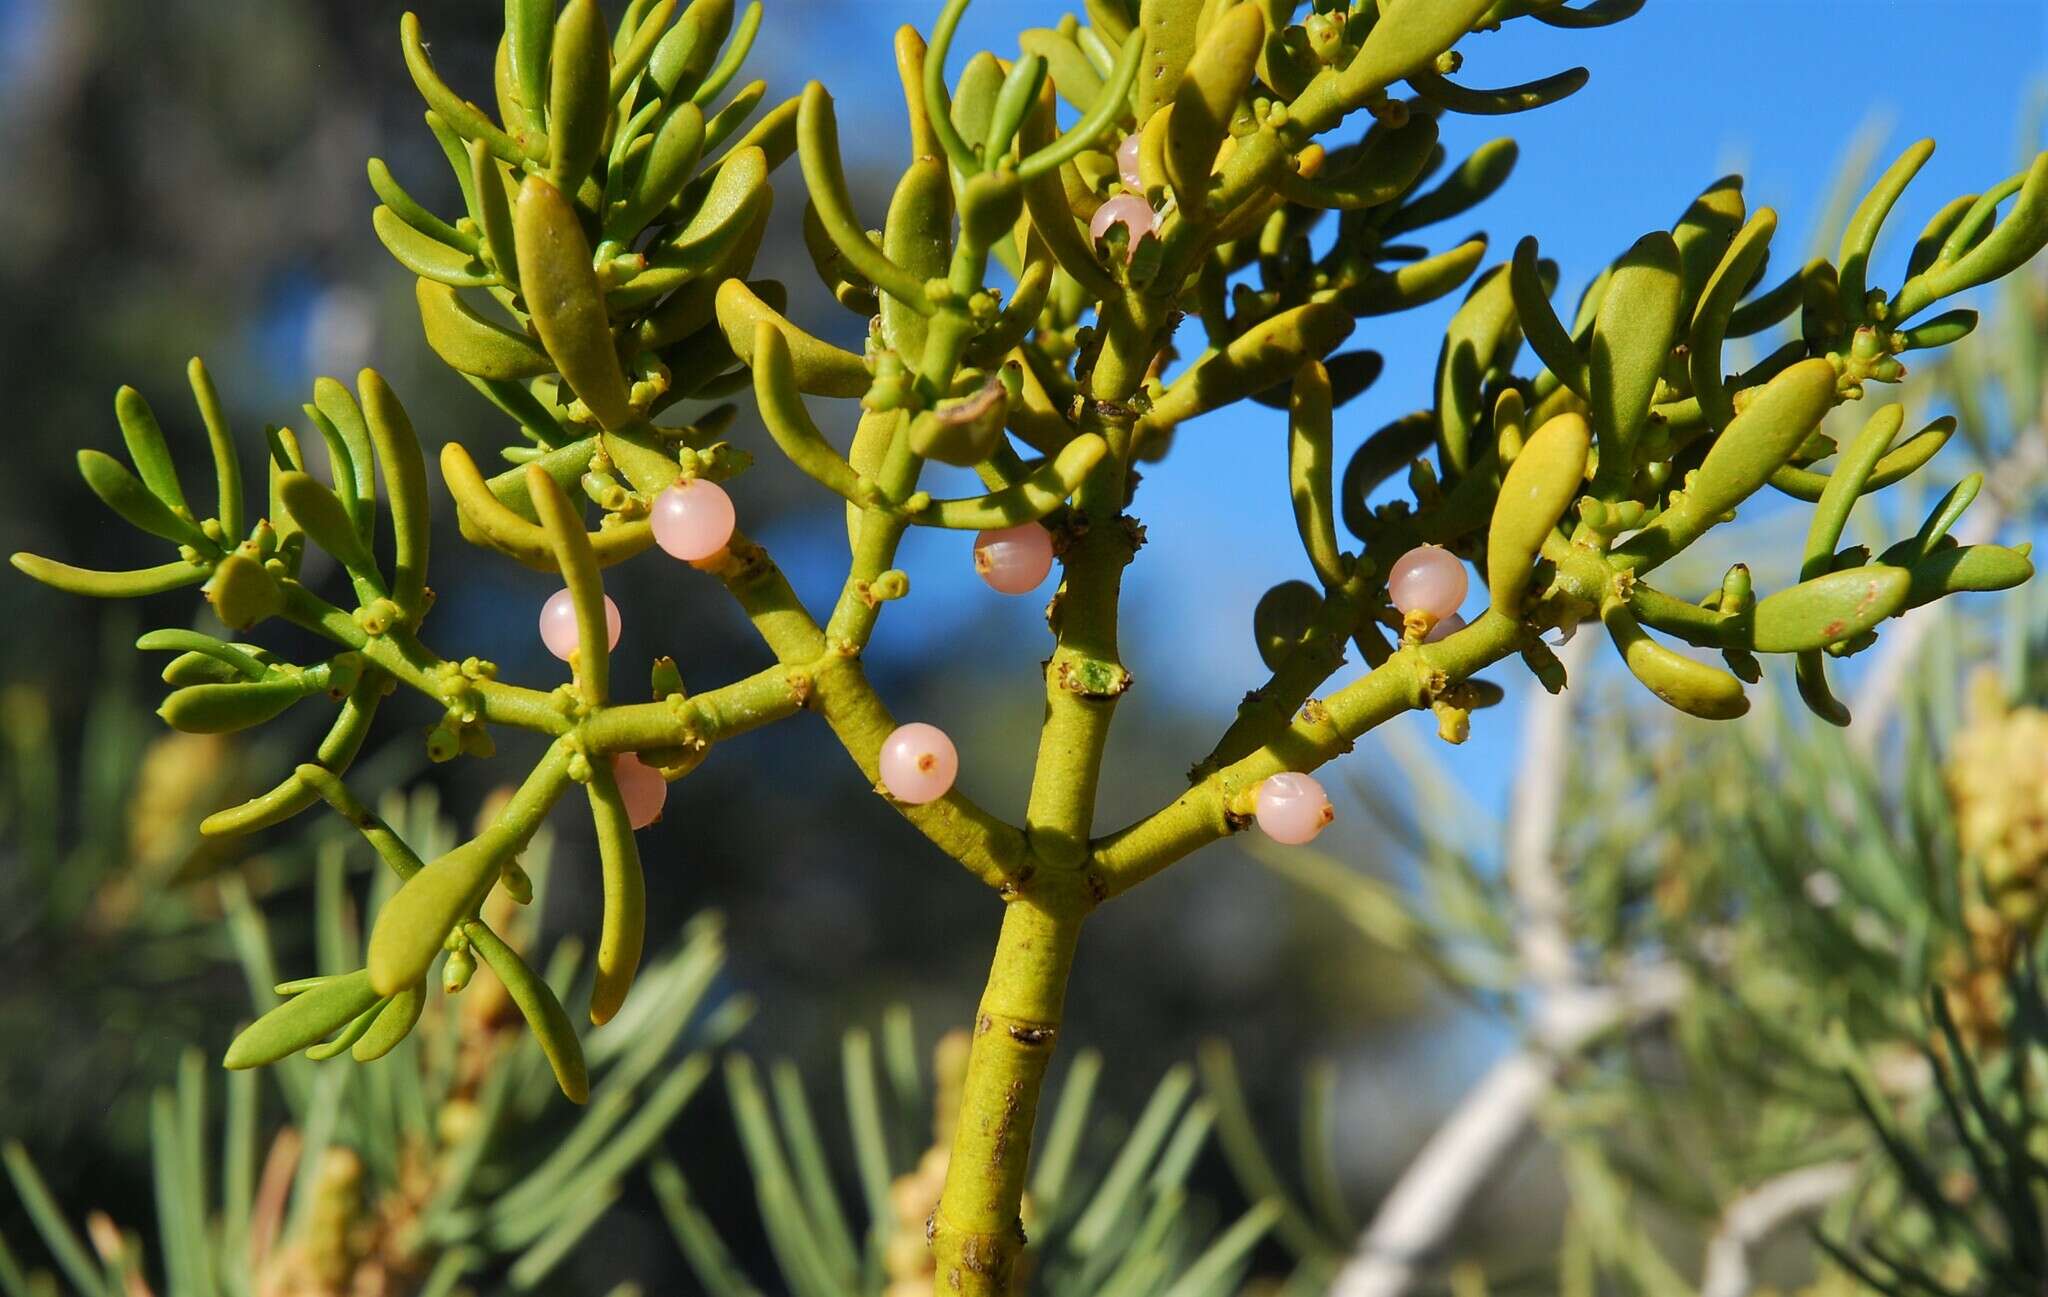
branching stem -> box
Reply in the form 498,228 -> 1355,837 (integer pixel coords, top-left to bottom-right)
1094,612 -> 1524,899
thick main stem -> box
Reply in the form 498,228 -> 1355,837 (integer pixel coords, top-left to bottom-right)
928,321 -> 1151,1293
1022,452 -> 1136,866
930,877 -> 1088,1293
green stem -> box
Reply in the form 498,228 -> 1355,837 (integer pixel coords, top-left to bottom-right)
825,510 -> 911,650
578,663 -> 812,753
696,527 -> 1033,890
929,346 -> 1149,1290
929,872 -> 1090,1295
1091,610 -> 1526,899
693,529 -> 831,662
1089,297 -> 1172,405
920,311 -> 981,405
812,653 -> 1032,891
1021,444 -> 1136,865
280,585 -> 569,734
1190,581 -> 1365,782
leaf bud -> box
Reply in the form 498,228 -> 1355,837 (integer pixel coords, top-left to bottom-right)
443,943 -> 477,994
1253,580 -> 1323,672
426,724 -> 461,763
501,859 -> 534,906
204,553 -> 286,631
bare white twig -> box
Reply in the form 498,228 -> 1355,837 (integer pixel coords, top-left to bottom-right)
1328,970 -> 1685,1297
1505,637 -> 1586,992
1329,1048 -> 1555,1297
1330,638 -> 1692,1297
1698,1161 -> 1859,1297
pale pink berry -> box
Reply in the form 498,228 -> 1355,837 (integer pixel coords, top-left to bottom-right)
1256,771 -> 1333,845
1388,545 -> 1468,620
879,722 -> 958,805
651,478 -> 736,562
973,524 -> 1055,595
1423,611 -> 1467,644
1089,194 -> 1157,261
539,589 -> 622,661
1115,133 -> 1142,190
613,753 -> 667,829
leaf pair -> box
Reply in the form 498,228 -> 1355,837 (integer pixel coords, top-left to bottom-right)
13,362 -> 244,601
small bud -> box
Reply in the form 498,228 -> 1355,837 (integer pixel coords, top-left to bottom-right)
1303,12 -> 1346,64
355,598 -> 404,637
321,652 -> 365,699
501,859 -> 534,905
1718,563 -> 1755,615
426,724 -> 460,763
869,570 -> 910,601
651,656 -> 687,700
204,553 -> 285,631
442,944 -> 476,994
1406,457 -> 1440,504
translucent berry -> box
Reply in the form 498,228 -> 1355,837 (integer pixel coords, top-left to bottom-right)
539,589 -> 622,661
1388,544 -> 1468,619
1089,194 -> 1158,261
652,478 -> 737,562
613,754 -> 668,829
1423,611 -> 1467,644
973,524 -> 1055,595
880,722 -> 958,805
1116,133 -> 1142,190
1256,771 -> 1333,845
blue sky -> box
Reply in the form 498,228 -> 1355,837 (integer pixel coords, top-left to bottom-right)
739,2 -> 2046,841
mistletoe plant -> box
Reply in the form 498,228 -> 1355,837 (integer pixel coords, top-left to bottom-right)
11,0 -> 2048,1291
1201,236 -> 2048,1288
